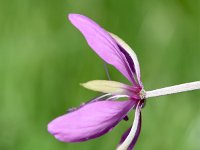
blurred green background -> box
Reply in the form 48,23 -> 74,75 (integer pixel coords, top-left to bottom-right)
0,0 -> 199,150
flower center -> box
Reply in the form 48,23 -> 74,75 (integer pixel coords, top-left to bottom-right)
139,89 -> 146,100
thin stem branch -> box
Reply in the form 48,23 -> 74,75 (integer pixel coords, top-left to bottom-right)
103,62 -> 111,80
146,81 -> 200,99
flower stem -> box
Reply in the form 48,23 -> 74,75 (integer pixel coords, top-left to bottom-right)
145,81 -> 200,99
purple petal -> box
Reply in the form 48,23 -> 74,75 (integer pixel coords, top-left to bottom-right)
117,101 -> 142,150
119,117 -> 141,150
48,100 -> 136,142
109,33 -> 142,87
68,14 -> 141,86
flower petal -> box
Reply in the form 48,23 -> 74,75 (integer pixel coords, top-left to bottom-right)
109,33 -> 142,87
48,100 -> 136,142
81,80 -> 141,100
117,101 -> 142,150
68,14 -> 139,85
118,119 -> 141,150
81,80 -> 128,94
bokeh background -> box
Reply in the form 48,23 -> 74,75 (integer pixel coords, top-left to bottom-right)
0,0 -> 199,150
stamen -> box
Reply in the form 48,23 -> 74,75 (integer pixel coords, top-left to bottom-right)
95,93 -> 112,100
107,95 -> 129,100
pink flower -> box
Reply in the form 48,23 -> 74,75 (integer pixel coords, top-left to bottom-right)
47,14 -> 145,150
48,13 -> 200,150
48,13 -> 145,149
